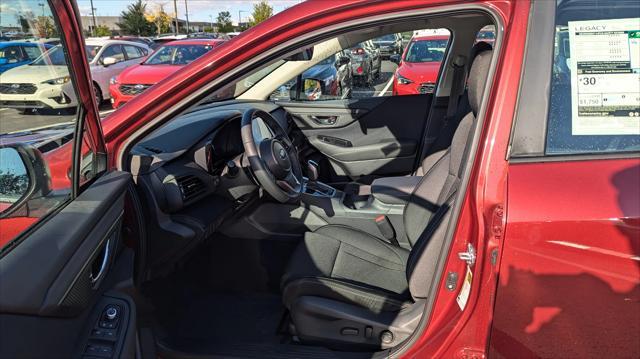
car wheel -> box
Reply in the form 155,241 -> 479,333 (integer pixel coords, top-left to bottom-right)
93,83 -> 103,106
367,63 -> 374,86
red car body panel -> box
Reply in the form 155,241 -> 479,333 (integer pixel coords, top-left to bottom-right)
393,35 -> 450,96
490,159 -> 640,358
109,39 -> 225,108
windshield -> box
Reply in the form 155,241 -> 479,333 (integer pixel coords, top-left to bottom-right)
404,39 -> 448,63
145,44 -> 213,65
86,45 -> 102,62
377,34 -> 396,42
31,45 -> 101,66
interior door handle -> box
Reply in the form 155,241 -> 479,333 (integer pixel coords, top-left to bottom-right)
310,115 -> 338,125
89,239 -> 111,285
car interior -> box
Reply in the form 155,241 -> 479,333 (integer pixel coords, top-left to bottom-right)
116,10 -> 498,358
0,8 -> 498,359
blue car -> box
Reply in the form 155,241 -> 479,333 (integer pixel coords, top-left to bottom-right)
0,42 -> 52,73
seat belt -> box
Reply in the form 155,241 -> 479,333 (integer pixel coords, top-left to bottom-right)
446,54 -> 467,120
416,55 -> 467,173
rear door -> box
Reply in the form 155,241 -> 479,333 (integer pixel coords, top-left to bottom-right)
0,1 -> 136,358
274,30 -> 450,184
491,0 -> 640,357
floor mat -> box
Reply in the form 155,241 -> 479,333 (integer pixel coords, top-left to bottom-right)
166,293 -> 285,345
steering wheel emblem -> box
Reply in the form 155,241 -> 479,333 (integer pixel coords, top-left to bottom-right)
279,148 -> 287,159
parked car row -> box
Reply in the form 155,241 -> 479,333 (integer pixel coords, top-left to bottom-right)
0,37 -> 225,112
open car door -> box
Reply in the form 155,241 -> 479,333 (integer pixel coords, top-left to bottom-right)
0,1 -> 137,358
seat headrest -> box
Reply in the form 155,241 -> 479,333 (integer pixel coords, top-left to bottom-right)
467,45 -> 493,115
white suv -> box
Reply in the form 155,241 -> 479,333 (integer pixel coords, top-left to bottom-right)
0,38 -> 150,110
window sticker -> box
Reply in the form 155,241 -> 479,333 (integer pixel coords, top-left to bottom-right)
568,18 -> 640,135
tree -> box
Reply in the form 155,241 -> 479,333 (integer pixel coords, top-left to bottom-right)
95,25 -> 111,37
249,0 -> 273,27
216,11 -> 233,33
144,4 -> 172,36
34,16 -> 57,38
117,0 -> 154,36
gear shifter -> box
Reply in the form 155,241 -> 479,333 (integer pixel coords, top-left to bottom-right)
307,160 -> 319,182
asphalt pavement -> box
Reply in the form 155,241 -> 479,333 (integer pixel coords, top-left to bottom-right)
0,60 -> 398,135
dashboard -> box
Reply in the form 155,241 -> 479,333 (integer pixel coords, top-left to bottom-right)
129,101 -> 292,276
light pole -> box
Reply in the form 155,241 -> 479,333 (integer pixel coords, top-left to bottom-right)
184,0 -> 190,35
238,10 -> 247,31
89,0 -> 97,37
37,2 -> 45,17
209,14 -> 214,33
173,0 -> 179,35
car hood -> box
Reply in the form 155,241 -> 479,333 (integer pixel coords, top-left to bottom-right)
303,64 -> 335,81
0,64 -> 68,83
116,64 -> 183,85
397,61 -> 442,83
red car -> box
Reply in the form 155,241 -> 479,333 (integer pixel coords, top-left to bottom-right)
108,38 -> 225,108
1,1 -> 638,359
392,33 -> 450,95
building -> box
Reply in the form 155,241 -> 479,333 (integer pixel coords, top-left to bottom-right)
79,16 -> 219,36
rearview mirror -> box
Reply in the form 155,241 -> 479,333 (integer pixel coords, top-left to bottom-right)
390,54 -> 401,65
337,56 -> 350,66
284,47 -> 314,61
102,57 -> 119,66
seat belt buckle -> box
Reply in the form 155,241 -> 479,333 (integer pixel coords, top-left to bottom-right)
375,215 -> 399,246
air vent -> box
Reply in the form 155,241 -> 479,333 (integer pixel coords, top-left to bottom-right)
177,175 -> 206,202
142,145 -> 163,154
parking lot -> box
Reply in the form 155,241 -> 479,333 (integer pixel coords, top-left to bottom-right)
0,103 -> 115,134
0,60 -> 398,135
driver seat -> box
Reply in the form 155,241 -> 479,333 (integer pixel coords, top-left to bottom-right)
281,47 -> 492,348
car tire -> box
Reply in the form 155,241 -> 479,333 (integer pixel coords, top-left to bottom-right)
93,83 -> 103,106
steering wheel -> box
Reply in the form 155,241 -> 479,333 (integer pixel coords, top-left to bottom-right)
241,108 -> 304,203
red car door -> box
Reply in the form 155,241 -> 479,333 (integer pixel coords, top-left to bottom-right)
490,0 -> 640,357
0,1 -> 137,357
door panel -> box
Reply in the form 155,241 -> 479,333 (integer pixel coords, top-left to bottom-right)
490,159 -> 640,358
282,94 -> 432,179
0,171 -> 136,357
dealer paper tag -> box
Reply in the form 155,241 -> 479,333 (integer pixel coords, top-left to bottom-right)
456,266 -> 472,311
568,18 -> 640,135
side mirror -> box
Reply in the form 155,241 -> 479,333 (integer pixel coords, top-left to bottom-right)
0,145 -> 50,217
337,56 -> 350,66
301,78 -> 324,101
390,54 -> 401,65
102,56 -> 119,66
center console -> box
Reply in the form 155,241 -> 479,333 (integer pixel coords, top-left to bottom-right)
300,161 -> 421,248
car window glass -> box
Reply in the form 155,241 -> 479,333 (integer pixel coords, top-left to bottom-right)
123,45 -> 143,60
0,0 -> 91,249
545,0 -> 640,155
0,46 -> 25,63
23,45 -> 44,59
145,44 -> 213,65
100,44 -> 125,63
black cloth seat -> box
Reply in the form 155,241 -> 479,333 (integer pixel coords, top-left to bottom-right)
282,225 -> 411,312
281,47 -> 493,345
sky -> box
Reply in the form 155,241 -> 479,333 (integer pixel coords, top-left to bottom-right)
76,0 -> 304,25
0,0 -> 304,27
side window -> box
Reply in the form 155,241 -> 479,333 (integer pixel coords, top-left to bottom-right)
100,45 -> 125,64
0,1 -> 104,248
545,1 -> 640,154
0,46 -> 25,63
123,45 -> 143,60
23,45 -> 45,60
270,28 -> 451,102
